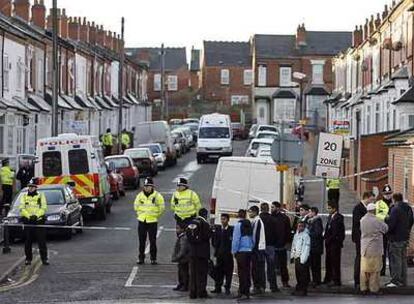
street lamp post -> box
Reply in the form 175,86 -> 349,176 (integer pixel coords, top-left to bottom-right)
117,17 -> 125,154
52,0 -> 59,136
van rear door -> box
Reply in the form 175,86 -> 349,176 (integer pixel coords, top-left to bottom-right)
67,148 -> 96,198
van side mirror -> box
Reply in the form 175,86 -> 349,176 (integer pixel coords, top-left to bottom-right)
91,153 -> 96,159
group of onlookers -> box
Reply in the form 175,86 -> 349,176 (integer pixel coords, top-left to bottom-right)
352,186 -> 414,294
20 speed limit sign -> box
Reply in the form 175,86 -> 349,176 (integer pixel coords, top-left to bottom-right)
314,132 -> 343,178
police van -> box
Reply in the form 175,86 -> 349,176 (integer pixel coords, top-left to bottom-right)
35,134 -> 111,220
197,113 -> 233,164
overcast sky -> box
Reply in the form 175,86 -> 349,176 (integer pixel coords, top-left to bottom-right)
46,0 -> 390,50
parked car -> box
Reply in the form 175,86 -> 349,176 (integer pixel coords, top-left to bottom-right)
183,118 -> 200,125
255,131 -> 279,141
231,123 -> 248,140
171,133 -> 184,158
256,125 -> 279,135
183,122 -> 199,142
169,118 -> 183,125
105,155 -> 140,189
106,162 -> 125,200
138,143 -> 166,169
172,129 -> 189,153
248,124 -> 258,139
4,184 -> 83,241
256,146 -> 273,161
246,138 -> 274,157
124,148 -> 158,177
179,126 -> 195,147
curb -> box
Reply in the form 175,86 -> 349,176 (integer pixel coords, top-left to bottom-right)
308,285 -> 414,296
0,255 -> 25,284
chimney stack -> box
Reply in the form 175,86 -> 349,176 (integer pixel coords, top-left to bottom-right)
89,22 -> 97,45
79,17 -> 89,42
60,8 -> 68,38
112,33 -> 119,52
296,23 -> 307,48
382,5 -> 389,20
105,31 -> 113,50
375,13 -> 381,30
353,25 -> 363,48
97,25 -> 106,46
0,0 -> 12,16
363,18 -> 369,40
13,0 -> 30,22
68,17 -> 80,40
368,15 -> 375,36
31,0 -> 46,29
47,8 -> 62,35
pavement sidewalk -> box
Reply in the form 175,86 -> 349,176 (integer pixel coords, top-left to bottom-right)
0,245 -> 25,284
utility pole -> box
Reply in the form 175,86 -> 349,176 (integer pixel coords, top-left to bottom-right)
160,43 -> 166,120
279,120 -> 285,205
117,17 -> 125,154
51,0 -> 59,136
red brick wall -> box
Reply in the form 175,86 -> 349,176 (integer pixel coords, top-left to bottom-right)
202,66 -> 251,105
190,71 -> 200,90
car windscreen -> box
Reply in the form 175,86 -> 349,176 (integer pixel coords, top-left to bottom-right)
199,127 -> 230,139
252,142 -> 272,150
259,126 -> 277,132
125,150 -> 150,159
107,158 -> 131,169
184,124 -> 198,131
257,133 -> 277,139
42,151 -> 62,177
12,189 -> 65,210
140,145 -> 161,154
68,149 -> 89,175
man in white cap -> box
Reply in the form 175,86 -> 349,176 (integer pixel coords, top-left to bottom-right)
171,177 -> 201,226
360,203 -> 388,295
134,177 -> 165,265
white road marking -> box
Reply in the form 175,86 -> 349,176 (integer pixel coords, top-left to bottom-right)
145,226 -> 164,255
172,160 -> 201,184
125,266 -> 138,287
346,229 -> 351,236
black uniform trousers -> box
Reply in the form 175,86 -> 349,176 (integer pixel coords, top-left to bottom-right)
381,235 -> 388,275
215,254 -> 234,290
295,258 -> 310,293
103,145 -> 112,157
189,256 -> 209,298
235,252 -> 251,296
252,250 -> 266,290
178,262 -> 189,290
138,221 -> 158,261
324,245 -> 342,285
174,214 -> 195,228
1,184 -> 13,215
275,248 -> 290,284
23,220 -> 47,262
328,189 -> 340,205
309,252 -> 322,285
354,241 -> 361,286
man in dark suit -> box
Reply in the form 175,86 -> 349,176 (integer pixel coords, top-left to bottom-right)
352,191 -> 374,290
211,213 -> 234,295
323,201 -> 345,287
187,208 -> 211,299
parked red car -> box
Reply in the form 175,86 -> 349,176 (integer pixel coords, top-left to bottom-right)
231,123 -> 248,140
105,155 -> 140,189
105,162 -> 126,200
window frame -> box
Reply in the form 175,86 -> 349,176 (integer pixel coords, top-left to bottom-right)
279,67 -> 292,87
220,69 -> 230,85
68,149 -> 90,175
42,151 -> 63,177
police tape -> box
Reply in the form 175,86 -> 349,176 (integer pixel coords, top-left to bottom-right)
0,223 -> 132,231
302,167 -> 388,183
214,186 -> 353,218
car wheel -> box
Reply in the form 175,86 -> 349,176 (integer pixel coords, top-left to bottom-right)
63,221 -> 73,240
133,178 -> 140,190
76,215 -> 84,234
98,205 -> 107,221
197,156 -> 203,164
120,189 -> 126,197
106,202 -> 112,213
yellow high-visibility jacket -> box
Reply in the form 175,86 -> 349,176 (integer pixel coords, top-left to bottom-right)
134,191 -> 165,223
171,189 -> 201,220
19,193 -> 47,219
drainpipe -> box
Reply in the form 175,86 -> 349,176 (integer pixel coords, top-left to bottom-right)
1,30 -> 5,98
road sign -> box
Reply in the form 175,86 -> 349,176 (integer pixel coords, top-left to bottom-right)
271,134 -> 304,166
314,132 -> 343,178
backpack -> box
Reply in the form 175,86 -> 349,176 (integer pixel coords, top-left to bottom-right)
240,219 -> 253,237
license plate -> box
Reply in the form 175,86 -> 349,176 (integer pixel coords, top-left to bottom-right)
209,155 -> 220,159
84,203 -> 95,208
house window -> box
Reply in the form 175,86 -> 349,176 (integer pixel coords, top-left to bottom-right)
16,57 -> 24,92
243,69 -> 253,85
274,99 -> 296,121
375,103 -> 381,133
167,75 -> 178,91
408,115 -> 414,128
154,73 -> 161,91
312,64 -> 324,85
393,109 -> 397,130
366,105 -> 371,134
36,58 -> 43,93
220,69 -> 229,85
259,107 -> 265,119
386,101 -> 391,131
3,54 -> 9,91
279,67 -> 292,87
258,65 -> 267,86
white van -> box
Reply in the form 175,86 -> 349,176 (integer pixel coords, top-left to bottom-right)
135,121 -> 177,166
197,113 -> 232,163
35,134 -> 111,220
210,157 -> 295,225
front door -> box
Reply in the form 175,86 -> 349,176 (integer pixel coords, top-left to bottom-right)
256,100 -> 269,125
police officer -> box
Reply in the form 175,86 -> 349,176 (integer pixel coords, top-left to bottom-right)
102,128 -> 113,157
171,178 -> 201,226
327,178 -> 341,205
134,177 -> 165,265
0,158 -> 15,217
121,129 -> 131,151
376,184 -> 393,276
19,180 -> 48,265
